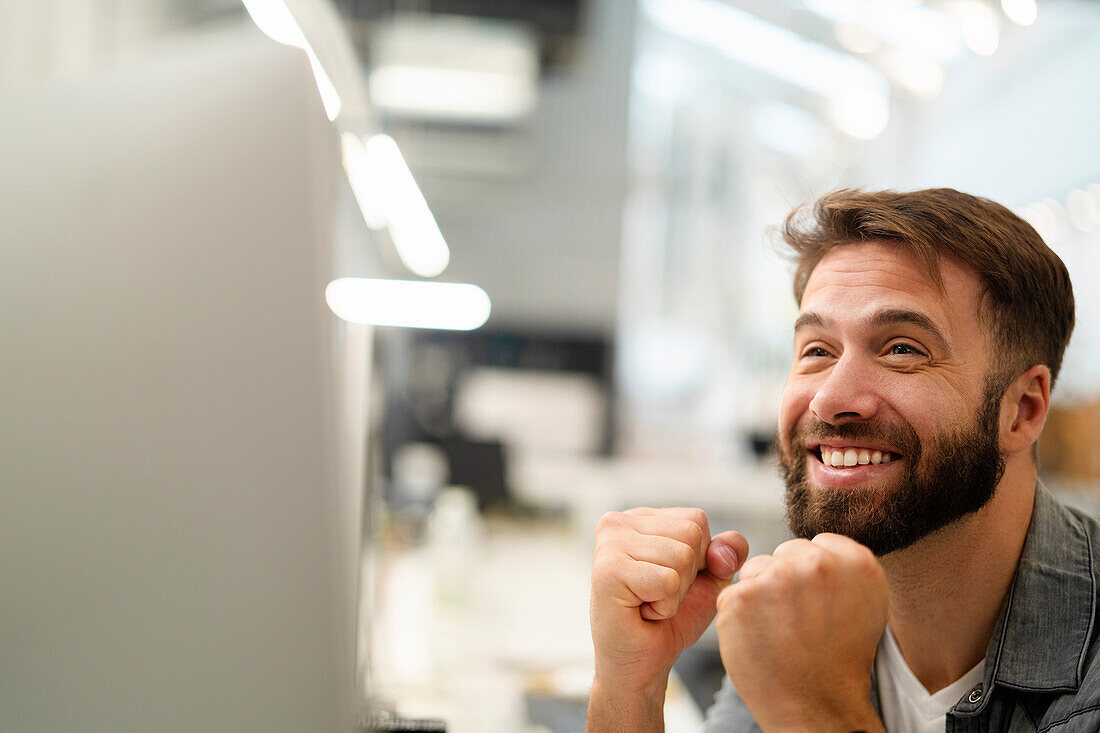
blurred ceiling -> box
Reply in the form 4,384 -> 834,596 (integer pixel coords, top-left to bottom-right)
6,0 -> 1095,339
333,0 -> 630,337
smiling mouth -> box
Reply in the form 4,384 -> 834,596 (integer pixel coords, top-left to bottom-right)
815,446 -> 900,468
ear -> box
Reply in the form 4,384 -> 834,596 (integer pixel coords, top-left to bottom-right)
999,365 -> 1051,456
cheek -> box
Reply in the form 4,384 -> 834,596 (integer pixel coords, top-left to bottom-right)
885,381 -> 952,433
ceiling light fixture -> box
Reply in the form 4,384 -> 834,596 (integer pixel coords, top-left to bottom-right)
644,0 -> 891,139
325,278 -> 491,330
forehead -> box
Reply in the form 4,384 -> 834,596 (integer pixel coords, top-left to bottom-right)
799,242 -> 984,336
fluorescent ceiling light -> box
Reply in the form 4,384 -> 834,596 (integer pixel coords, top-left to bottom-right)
340,132 -> 387,230
1002,0 -> 1037,27
1019,199 -> 1063,245
877,48 -> 944,99
369,14 -> 538,123
242,0 -> 342,120
326,278 -> 491,330
643,0 -> 891,139
340,133 -> 451,277
953,0 -> 1001,56
1066,189 -> 1098,233
1089,184 -> 1100,219
804,0 -> 965,62
828,94 -> 890,141
368,134 -> 450,278
833,19 -> 882,55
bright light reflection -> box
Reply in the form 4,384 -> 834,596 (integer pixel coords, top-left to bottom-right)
364,134 -> 451,278
1019,203 -> 1056,244
241,0 -> 342,120
1088,184 -> 1100,223
1029,199 -> 1064,245
804,0 -> 964,62
1002,0 -> 1037,26
879,48 -> 944,99
829,91 -> 890,140
325,278 -> 491,330
340,132 -> 387,229
833,19 -> 881,55
1066,189 -> 1098,233
340,133 -> 451,277
956,0 -> 1000,56
645,0 -> 891,139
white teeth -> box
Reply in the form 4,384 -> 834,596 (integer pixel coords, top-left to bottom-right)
821,447 -> 898,468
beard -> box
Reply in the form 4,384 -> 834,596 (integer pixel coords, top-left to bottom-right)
779,380 -> 1007,556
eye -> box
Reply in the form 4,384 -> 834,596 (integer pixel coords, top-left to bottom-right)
886,342 -> 926,357
801,346 -> 832,359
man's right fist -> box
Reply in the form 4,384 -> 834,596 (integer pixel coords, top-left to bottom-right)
589,507 -> 748,693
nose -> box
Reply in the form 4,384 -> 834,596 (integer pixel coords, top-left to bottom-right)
808,352 -> 880,425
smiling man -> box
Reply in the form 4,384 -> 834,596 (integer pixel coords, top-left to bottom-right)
586,189 -> 1100,732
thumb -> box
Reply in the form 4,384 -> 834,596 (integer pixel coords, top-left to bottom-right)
667,532 -> 749,646
706,530 -> 749,581
670,569 -> 728,645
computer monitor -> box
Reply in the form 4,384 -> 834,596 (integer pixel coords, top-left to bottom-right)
0,20 -> 362,732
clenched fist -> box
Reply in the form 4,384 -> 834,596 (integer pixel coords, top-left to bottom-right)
716,533 -> 889,732
586,507 -> 748,732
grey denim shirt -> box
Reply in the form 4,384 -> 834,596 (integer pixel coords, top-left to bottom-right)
703,483 -> 1100,732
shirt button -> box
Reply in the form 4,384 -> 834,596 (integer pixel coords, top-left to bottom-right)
967,688 -> 983,704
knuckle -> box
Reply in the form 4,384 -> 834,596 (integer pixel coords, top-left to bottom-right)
717,582 -> 736,602
596,511 -> 625,532
715,584 -> 738,613
672,540 -> 695,570
804,551 -> 832,578
768,559 -> 796,585
590,553 -> 619,582
738,556 -> 767,577
684,520 -> 705,548
719,582 -> 752,616
774,538 -> 797,553
852,545 -> 880,572
687,507 -> 708,529
659,565 -> 681,595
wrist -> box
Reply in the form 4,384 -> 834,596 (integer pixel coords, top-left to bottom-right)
590,667 -> 669,706
758,699 -> 884,733
586,673 -> 668,733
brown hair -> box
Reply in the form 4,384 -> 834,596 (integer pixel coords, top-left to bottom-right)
781,188 -> 1075,387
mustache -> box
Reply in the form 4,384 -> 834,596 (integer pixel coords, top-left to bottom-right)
786,418 -> 922,455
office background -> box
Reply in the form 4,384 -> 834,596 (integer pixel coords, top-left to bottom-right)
3,1 -> 1099,731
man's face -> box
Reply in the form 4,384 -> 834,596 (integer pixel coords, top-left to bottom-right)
777,242 -> 1007,555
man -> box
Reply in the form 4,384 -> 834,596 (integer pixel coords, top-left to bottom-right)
586,189 -> 1098,732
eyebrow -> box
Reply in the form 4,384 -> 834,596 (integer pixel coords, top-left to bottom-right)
794,308 -> 952,353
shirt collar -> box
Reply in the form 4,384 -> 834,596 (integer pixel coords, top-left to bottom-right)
986,481 -> 1096,693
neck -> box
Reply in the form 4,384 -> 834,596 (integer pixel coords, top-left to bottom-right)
878,459 -> 1037,694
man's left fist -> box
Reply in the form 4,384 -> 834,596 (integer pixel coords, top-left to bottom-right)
715,533 -> 889,733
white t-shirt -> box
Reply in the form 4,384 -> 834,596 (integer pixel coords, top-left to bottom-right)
874,627 -> 984,733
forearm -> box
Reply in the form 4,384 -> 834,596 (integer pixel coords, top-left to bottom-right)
585,675 -> 667,733
765,710 -> 885,733
750,689 -> 885,733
